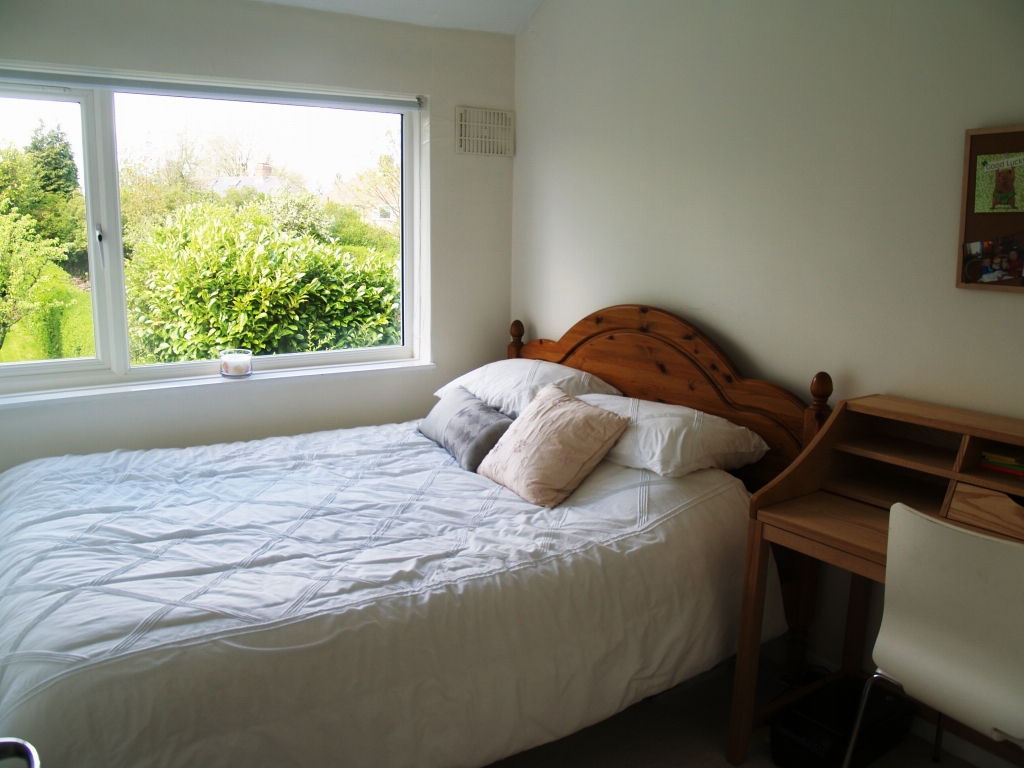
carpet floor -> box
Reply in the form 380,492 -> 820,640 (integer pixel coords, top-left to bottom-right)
490,666 -> 974,768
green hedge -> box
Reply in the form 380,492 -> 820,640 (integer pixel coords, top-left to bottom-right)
124,200 -> 400,364
0,264 -> 95,362
28,264 -> 95,359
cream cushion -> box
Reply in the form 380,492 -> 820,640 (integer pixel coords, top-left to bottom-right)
435,359 -> 620,418
578,394 -> 769,477
477,384 -> 629,508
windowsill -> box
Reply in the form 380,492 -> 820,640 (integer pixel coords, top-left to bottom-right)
0,357 -> 436,409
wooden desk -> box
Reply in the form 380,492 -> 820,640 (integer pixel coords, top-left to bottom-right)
726,395 -> 1024,765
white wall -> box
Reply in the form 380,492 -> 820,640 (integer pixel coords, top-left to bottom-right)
513,0 -> 1024,421
0,0 -> 514,472
513,0 -> 1024,691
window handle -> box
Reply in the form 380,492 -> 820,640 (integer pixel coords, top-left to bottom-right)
95,227 -> 105,268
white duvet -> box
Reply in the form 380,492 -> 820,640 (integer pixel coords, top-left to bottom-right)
0,420 -> 786,768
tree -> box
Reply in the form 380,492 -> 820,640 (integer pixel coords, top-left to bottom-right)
0,145 -> 43,215
208,135 -> 254,177
162,133 -> 202,187
352,152 -> 401,224
27,124 -> 79,198
340,136 -> 401,235
0,136 -> 87,274
0,203 -> 67,350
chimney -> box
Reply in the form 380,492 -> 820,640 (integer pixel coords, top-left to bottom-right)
254,162 -> 272,179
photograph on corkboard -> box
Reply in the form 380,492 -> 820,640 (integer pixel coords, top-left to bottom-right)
958,125 -> 1024,292
961,234 -> 1024,286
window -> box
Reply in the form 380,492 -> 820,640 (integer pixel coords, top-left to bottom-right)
0,94 -> 93,365
0,73 -> 425,396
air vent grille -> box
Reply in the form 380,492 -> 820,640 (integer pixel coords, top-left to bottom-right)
456,107 -> 515,156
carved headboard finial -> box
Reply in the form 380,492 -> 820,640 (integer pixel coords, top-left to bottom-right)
803,371 -> 834,447
508,320 -> 525,359
810,371 -> 833,404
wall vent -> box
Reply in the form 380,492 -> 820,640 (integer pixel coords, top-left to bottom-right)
456,107 -> 515,156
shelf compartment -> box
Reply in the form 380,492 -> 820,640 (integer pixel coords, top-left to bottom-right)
955,436 -> 1024,495
846,395 -> 1024,444
833,433 -> 958,476
821,463 -> 947,516
758,491 -> 888,568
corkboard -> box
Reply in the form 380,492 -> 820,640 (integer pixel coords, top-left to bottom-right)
957,125 -> 1024,292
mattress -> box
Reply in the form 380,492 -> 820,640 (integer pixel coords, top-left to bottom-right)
0,420 -> 787,767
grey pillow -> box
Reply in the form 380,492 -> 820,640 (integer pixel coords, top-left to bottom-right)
419,386 -> 513,472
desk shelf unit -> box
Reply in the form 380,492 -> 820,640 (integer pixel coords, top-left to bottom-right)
753,395 -> 1024,577
727,394 -> 1024,766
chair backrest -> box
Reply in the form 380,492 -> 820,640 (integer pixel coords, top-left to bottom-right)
0,737 -> 39,767
873,503 -> 1024,747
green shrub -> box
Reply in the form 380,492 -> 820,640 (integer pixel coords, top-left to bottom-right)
118,159 -> 211,259
0,263 -> 94,362
0,203 -> 68,352
326,203 -> 400,258
247,191 -> 333,242
124,200 -> 400,364
27,263 -> 94,359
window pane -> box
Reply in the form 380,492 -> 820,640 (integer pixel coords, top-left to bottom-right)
113,94 -> 402,365
0,96 -> 95,363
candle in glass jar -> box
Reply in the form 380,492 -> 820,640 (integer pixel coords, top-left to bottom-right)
220,349 -> 252,377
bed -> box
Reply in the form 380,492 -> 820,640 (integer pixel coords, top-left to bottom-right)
0,305 -> 827,768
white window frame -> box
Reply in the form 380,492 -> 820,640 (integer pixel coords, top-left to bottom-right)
0,66 -> 430,399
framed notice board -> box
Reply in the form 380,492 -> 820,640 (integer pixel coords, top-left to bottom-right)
957,124 -> 1024,292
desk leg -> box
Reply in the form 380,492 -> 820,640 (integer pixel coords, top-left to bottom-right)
841,574 -> 873,675
728,519 -> 771,765
787,553 -> 820,682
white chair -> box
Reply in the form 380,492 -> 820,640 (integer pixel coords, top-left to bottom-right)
842,503 -> 1024,768
0,738 -> 39,767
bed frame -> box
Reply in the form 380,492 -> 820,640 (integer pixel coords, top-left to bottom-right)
508,304 -> 834,675
508,304 -> 832,491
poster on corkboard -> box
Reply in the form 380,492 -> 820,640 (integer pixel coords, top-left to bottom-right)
958,125 -> 1024,291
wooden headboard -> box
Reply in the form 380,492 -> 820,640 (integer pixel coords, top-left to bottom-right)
508,305 -> 832,490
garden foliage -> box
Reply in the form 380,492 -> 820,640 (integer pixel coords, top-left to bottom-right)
26,263 -> 95,359
124,198 -> 400,363
0,128 -> 87,273
0,203 -> 69,351
1,122 -> 402,366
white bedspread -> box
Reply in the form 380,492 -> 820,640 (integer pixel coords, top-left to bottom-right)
0,421 -> 786,768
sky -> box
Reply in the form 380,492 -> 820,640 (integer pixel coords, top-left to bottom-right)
0,92 -> 400,195
0,95 -> 86,184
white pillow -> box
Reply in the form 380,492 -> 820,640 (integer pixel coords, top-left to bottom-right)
578,394 -> 769,477
435,359 -> 620,418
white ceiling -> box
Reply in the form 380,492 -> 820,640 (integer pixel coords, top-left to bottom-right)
244,0 -> 544,35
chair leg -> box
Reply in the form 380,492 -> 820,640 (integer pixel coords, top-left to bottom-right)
933,713 -> 945,763
841,671 -> 903,768
841,676 -> 876,768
